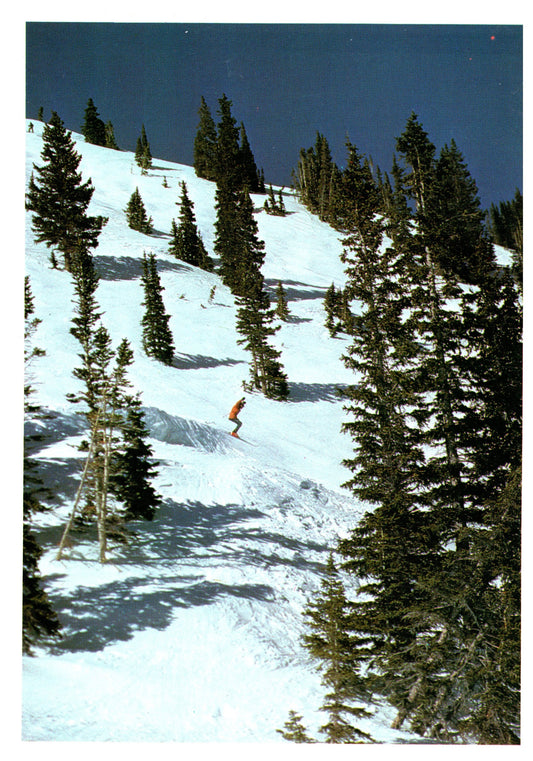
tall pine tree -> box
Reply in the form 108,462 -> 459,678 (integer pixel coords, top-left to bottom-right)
25,111 -> 107,271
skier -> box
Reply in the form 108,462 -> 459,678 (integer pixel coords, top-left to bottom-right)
228,397 -> 246,437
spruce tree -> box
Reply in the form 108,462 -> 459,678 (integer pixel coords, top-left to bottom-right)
193,96 -> 218,181
125,187 -> 153,234
25,111 -> 107,271
304,554 -> 373,743
135,125 -> 152,172
105,121 -> 119,150
111,393 -> 161,521
337,141 -> 434,728
168,181 -> 213,270
23,277 -> 61,653
214,94 -> 241,188
275,282 -> 290,321
277,711 -> 315,742
238,122 -> 260,192
81,97 -> 106,146
140,252 -> 175,365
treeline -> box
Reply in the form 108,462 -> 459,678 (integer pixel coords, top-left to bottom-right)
283,114 -> 521,744
293,130 -> 523,282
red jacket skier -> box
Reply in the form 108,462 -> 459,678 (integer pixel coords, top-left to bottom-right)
229,397 -> 246,437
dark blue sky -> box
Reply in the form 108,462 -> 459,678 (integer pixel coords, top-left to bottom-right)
25,23 -> 522,209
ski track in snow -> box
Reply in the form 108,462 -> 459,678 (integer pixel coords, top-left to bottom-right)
23,121 -> 512,745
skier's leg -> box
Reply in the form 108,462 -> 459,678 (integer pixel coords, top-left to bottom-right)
232,417 -> 242,434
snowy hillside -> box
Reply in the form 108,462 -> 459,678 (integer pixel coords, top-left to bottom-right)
22,121 -> 511,745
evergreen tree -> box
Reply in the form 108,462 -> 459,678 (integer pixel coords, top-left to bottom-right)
214,94 -> 241,188
231,190 -> 289,399
125,187 -> 153,234
37,106 -> 44,121
105,121 -> 119,150
293,132 -> 340,223
111,393 -> 161,521
193,96 -> 218,181
277,711 -> 315,743
25,111 -> 107,271
337,141 -> 434,728
488,189 -> 523,290
135,125 -> 152,172
275,281 -> 290,321
238,122 -> 260,192
140,252 -> 175,365
23,277 -> 61,653
81,98 -> 106,146
168,181 -> 213,270
304,554 -> 374,743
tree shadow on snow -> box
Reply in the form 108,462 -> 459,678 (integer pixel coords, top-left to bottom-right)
264,278 -> 328,302
288,382 -> 348,403
43,498 -> 328,653
93,255 -> 191,282
171,353 -> 245,371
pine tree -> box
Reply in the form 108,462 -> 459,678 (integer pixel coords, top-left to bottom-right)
81,97 -> 106,146
25,111 -> 108,271
277,711 -> 315,743
105,121 -> 119,150
304,554 -> 374,743
140,252 -> 175,365
111,393 -> 161,521
23,277 -> 61,653
168,181 -> 213,270
275,281 -> 290,321
193,96 -> 218,181
135,125 -> 152,172
214,94 -> 241,188
238,122 -> 260,192
125,187 -> 153,234
337,141 -> 434,728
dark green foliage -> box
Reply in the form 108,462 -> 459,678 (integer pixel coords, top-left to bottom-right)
81,98 -> 106,146
37,106 -> 44,121
24,281 -> 61,653
277,711 -> 315,743
304,554 -> 374,743
488,189 -> 522,289
135,125 -> 152,172
275,281 -> 290,321
332,118 -> 522,743
125,187 -> 153,234
25,111 -> 107,271
140,252 -> 175,365
323,283 -> 353,336
105,121 -> 119,150
238,122 -> 261,192
214,94 -> 242,189
264,185 -> 287,216
217,185 -> 289,399
168,181 -> 213,271
193,96 -> 218,181
292,132 -> 341,223
111,394 -> 161,522
196,94 -> 262,191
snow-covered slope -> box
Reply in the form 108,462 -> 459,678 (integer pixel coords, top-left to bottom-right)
25,120 -> 512,745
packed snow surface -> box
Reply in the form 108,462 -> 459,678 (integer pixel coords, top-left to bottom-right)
22,121 -> 512,746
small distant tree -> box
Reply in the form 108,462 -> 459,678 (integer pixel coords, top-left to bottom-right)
277,710 -> 315,743
168,181 -> 213,271
275,281 -> 290,321
37,106 -> 44,122
125,187 -> 153,234
140,252 -> 175,365
135,125 -> 152,172
25,111 -> 108,271
193,96 -> 218,181
81,98 -> 106,146
105,121 -> 119,150
264,185 -> 287,216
